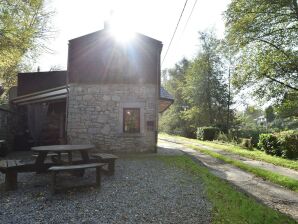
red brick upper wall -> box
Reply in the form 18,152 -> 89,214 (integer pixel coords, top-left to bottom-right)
68,30 -> 163,85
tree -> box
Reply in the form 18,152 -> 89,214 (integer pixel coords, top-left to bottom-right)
182,31 -> 232,131
159,58 -> 192,136
225,0 -> 298,100
275,91 -> 298,118
265,106 -> 275,123
0,0 -> 53,92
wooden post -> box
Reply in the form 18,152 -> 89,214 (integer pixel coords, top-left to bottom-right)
52,171 -> 57,194
96,167 -> 101,187
5,171 -> 17,190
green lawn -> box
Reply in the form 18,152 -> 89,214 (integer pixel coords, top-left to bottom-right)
159,155 -> 297,224
159,133 -> 298,171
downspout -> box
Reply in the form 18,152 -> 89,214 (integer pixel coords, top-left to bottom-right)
155,44 -> 162,153
64,42 -> 71,143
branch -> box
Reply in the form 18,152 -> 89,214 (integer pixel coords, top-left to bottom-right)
263,73 -> 298,91
292,0 -> 298,20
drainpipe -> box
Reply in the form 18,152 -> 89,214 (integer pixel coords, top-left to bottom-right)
155,45 -> 162,153
65,42 -> 71,144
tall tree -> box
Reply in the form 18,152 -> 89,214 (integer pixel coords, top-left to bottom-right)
0,0 -> 53,91
182,31 -> 231,130
265,106 -> 275,123
225,0 -> 298,100
159,58 -> 192,136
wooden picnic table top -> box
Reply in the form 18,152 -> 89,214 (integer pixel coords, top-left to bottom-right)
31,144 -> 95,152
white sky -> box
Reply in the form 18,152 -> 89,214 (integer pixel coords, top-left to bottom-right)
37,0 -> 231,71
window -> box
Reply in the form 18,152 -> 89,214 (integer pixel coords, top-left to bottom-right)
123,108 -> 140,133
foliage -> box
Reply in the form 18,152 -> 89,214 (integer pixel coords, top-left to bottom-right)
258,133 -> 281,156
0,0 -> 53,92
225,0 -> 298,100
232,128 -> 265,147
160,31 -> 235,137
258,131 -> 298,159
279,130 -> 298,159
182,31 -> 233,130
196,127 -> 220,141
159,58 -> 194,137
275,91 -> 298,118
216,131 -> 229,142
240,138 -> 253,150
160,155 -> 297,223
236,106 -> 264,129
265,106 -> 275,123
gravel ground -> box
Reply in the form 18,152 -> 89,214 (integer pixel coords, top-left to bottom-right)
0,154 -> 211,224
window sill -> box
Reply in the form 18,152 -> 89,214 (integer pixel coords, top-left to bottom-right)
119,132 -> 145,137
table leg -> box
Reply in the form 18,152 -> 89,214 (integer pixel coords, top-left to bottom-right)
80,150 -> 89,162
68,152 -> 72,164
35,152 -> 48,173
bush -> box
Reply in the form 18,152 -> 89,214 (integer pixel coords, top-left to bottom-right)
278,130 -> 298,159
240,138 -> 253,150
258,131 -> 298,159
258,133 -> 281,156
197,127 -> 220,141
231,128 -> 264,147
216,132 -> 229,142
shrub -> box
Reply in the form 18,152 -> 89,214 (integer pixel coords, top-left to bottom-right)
240,138 -> 253,150
278,130 -> 298,159
231,128 -> 264,147
197,127 -> 220,141
258,133 -> 281,156
258,131 -> 298,159
216,132 -> 229,142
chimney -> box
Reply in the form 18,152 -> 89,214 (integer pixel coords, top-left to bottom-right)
104,20 -> 111,30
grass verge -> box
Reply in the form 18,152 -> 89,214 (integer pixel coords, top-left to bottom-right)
159,133 -> 298,171
159,155 -> 297,224
187,144 -> 298,192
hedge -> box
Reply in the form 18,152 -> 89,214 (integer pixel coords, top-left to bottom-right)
258,130 -> 298,159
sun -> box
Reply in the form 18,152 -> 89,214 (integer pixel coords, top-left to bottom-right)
107,11 -> 135,43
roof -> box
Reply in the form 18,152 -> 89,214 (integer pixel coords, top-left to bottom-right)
160,86 -> 174,101
159,86 -> 174,113
17,71 -> 66,96
69,28 -> 163,50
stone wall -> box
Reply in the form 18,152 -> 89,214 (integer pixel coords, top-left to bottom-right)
67,84 -> 157,152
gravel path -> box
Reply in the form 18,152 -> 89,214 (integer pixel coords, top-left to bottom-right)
0,154 -> 211,224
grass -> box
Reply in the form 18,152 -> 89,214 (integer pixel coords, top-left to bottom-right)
159,133 -> 298,171
187,144 -> 298,192
159,155 -> 297,224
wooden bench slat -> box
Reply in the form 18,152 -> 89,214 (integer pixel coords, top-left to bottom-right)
32,152 -> 68,157
0,160 -> 6,167
49,163 -> 105,171
92,153 -> 119,159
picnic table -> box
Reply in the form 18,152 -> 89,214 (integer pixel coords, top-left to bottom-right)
31,144 -> 95,173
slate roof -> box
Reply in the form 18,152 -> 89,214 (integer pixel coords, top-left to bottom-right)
160,86 -> 174,101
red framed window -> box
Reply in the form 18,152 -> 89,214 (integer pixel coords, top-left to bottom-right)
123,108 -> 140,133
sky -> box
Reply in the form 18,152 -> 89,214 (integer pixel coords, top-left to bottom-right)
37,0 -> 231,71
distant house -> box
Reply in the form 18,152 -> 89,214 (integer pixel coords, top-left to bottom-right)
10,25 -> 173,153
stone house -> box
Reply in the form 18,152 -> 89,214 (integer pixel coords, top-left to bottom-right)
10,26 -> 173,153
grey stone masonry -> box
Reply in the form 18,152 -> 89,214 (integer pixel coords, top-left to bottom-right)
67,84 -> 157,152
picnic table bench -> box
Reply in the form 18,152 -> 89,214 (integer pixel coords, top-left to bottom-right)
0,160 -> 24,190
91,153 -> 119,175
49,163 -> 105,193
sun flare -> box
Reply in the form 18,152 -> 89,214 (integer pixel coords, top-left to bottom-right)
108,11 -> 135,43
